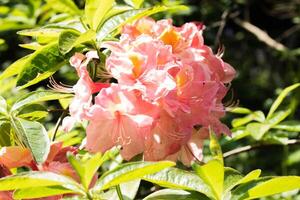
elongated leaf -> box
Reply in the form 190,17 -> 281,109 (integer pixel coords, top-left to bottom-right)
93,161 -> 175,191
232,111 -> 265,128
231,177 -> 271,200
193,160 -> 224,200
10,117 -> 50,164
96,5 -> 188,42
0,171 -> 84,194
0,122 -> 11,147
246,123 -> 271,141
247,176 -> 300,199
0,39 -> 4,45
0,95 -> 7,116
14,186 -> 75,199
46,0 -> 81,15
267,83 -> 300,119
228,107 -> 252,114
16,43 -> 65,89
59,29 -> 96,54
18,28 -> 62,37
12,90 -> 73,112
143,167 -> 213,199
223,167 -> 243,193
209,130 -> 223,164
124,0 -> 144,8
59,29 -> 80,54
85,0 -> 115,30
144,189 -> 209,200
238,169 -> 261,185
273,121 -> 300,132
19,42 -> 43,50
0,55 -> 31,81
68,153 -> 103,190
100,179 -> 141,200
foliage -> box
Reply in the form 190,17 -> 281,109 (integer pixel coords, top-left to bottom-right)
0,0 -> 299,199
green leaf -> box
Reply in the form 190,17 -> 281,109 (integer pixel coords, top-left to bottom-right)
11,90 -> 73,112
223,167 -> 243,193
228,107 -> 252,114
17,111 -> 48,121
96,5 -> 188,42
68,153 -> 103,190
19,42 -> 43,51
85,0 -> 116,30
59,29 -> 96,54
0,171 -> 85,194
143,189 -> 210,200
13,186 -> 75,199
238,170 -> 261,185
209,130 -> 223,164
100,179 -> 141,200
0,55 -> 31,81
93,161 -> 175,191
232,111 -> 265,128
124,0 -> 144,8
10,117 -> 50,164
246,123 -> 271,140
58,29 -> 80,54
247,176 -> 300,199
18,28 -> 62,37
193,160 -> 224,200
46,0 -> 81,15
16,42 -> 65,89
267,83 -> 300,119
0,122 -> 11,147
0,95 -> 8,117
273,121 -> 300,132
0,38 -> 4,45
231,177 -> 271,200
143,167 -> 213,199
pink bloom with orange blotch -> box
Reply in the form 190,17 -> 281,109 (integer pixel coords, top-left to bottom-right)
63,17 -> 236,165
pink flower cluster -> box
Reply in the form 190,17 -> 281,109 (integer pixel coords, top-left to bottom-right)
63,17 -> 235,165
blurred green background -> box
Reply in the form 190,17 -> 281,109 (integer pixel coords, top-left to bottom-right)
0,0 -> 299,195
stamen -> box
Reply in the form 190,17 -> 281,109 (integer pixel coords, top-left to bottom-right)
48,76 -> 74,93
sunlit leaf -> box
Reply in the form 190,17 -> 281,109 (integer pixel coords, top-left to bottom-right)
93,161 -> 175,191
96,5 -> 188,42
85,0 -> 115,30
10,117 -> 50,164
0,55 -> 31,81
143,189 -> 209,200
16,42 -> 65,89
11,90 -> 73,112
247,176 -> 300,199
59,29 -> 96,54
143,167 -> 213,199
124,0 -> 144,8
0,171 -> 85,194
14,186 -> 75,199
267,83 -> 300,119
46,0 -> 81,15
192,160 -> 224,200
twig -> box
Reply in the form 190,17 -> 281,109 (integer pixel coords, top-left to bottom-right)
52,109 -> 68,141
223,139 -> 300,158
232,18 -> 288,52
214,9 -> 230,48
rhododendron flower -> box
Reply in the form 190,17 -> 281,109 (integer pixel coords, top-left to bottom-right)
0,143 -> 78,200
62,52 -> 109,132
63,17 -> 236,165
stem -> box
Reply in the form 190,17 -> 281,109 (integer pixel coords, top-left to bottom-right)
223,139 -> 300,158
52,109 -> 68,141
116,185 -> 124,200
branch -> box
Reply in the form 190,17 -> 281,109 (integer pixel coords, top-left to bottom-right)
223,139 -> 300,158
233,18 -> 288,52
